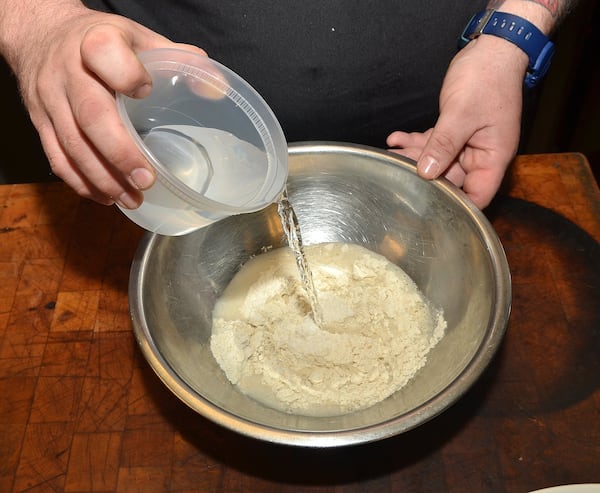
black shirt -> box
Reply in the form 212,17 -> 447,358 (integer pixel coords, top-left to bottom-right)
83,1 -> 487,147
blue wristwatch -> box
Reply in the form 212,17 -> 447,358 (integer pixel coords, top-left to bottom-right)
459,9 -> 555,88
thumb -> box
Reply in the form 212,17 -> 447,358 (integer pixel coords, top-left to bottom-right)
416,117 -> 472,180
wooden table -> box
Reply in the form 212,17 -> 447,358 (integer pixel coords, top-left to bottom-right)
1,153 -> 599,493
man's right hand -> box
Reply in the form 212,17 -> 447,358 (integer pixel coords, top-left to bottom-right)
0,1 -> 206,208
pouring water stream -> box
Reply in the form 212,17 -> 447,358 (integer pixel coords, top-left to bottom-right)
277,188 -> 324,327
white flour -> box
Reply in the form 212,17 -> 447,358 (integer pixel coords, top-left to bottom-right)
210,243 -> 446,416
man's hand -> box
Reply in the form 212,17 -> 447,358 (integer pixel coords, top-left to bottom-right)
387,34 -> 528,209
1,1 -> 206,208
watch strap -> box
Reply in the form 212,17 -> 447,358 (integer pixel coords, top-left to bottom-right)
459,9 -> 555,88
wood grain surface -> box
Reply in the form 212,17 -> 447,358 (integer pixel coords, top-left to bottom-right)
1,153 -> 599,492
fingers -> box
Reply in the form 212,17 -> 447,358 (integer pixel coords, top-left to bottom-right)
133,43 -> 227,101
443,163 -> 466,189
38,118 -> 116,206
387,130 -> 430,152
36,21 -> 166,207
415,117 -> 473,181
80,24 -> 153,98
386,130 -> 431,162
461,161 -> 508,209
15,12 -> 216,208
417,128 -> 507,209
80,25 -> 209,98
37,83 -> 147,208
387,127 -> 501,209
387,128 -> 466,182
75,25 -> 222,207
387,129 -> 467,184
67,78 -> 154,195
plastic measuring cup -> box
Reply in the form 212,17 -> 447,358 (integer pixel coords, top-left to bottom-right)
116,48 -> 288,236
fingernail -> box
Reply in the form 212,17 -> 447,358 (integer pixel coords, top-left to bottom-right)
130,168 -> 155,190
117,191 -> 142,210
421,156 -> 440,178
132,83 -> 152,98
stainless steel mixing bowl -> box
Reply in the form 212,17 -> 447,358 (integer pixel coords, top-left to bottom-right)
129,142 -> 511,447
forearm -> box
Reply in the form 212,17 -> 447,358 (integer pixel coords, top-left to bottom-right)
0,0 -> 87,70
487,0 -> 577,32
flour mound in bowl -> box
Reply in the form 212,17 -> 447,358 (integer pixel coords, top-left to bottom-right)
210,242 -> 446,417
